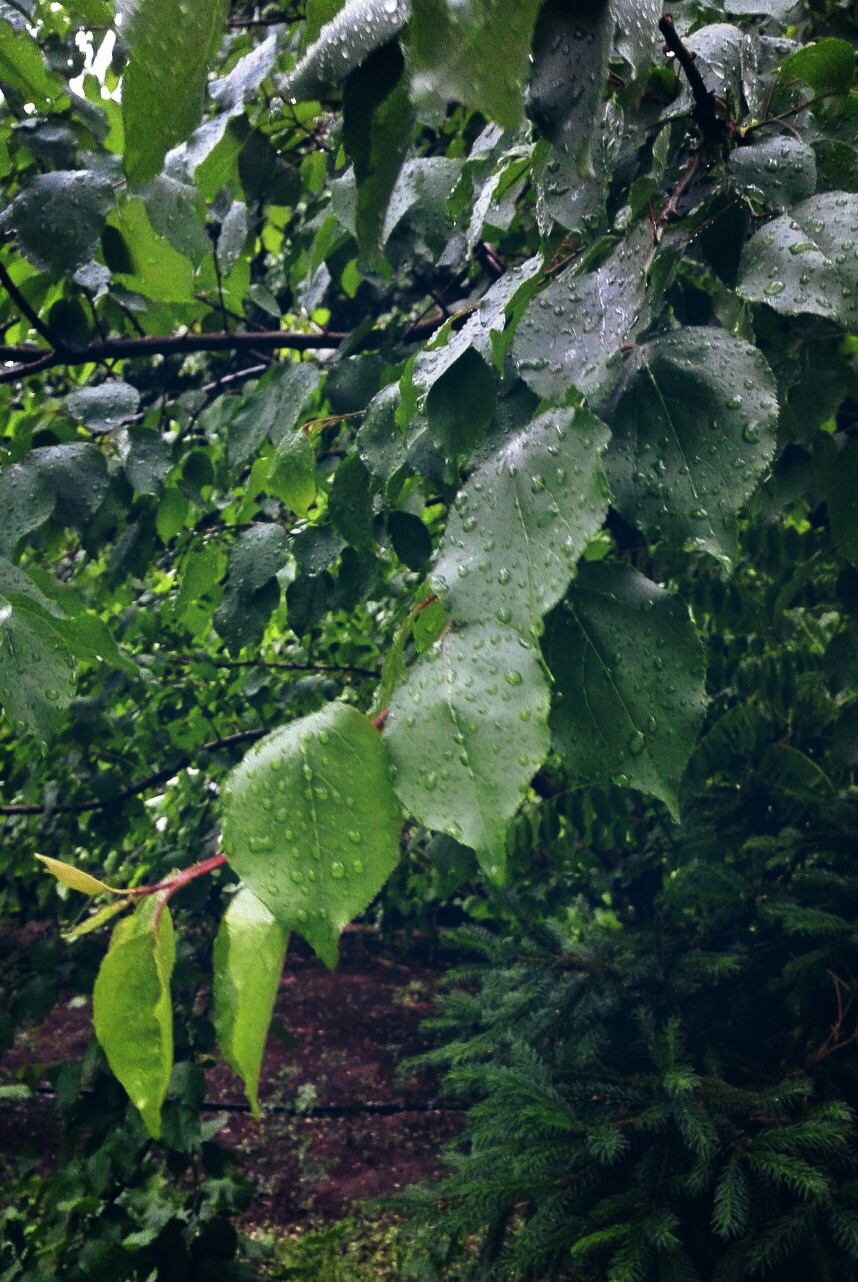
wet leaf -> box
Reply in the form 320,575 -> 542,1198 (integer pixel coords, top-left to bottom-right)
92,898 -> 175,1139
606,328 -> 779,563
278,0 -> 411,101
543,564 -> 707,819
123,0 -> 230,184
737,192 -> 858,330
386,624 -> 550,880
221,704 -> 402,968
431,407 -> 611,638
513,225 -> 653,409
11,171 -> 114,274
0,593 -> 75,738
728,135 -> 817,210
67,381 -> 141,432
213,887 -> 289,1118
407,0 -> 543,129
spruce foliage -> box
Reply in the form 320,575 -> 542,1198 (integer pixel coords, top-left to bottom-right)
405,517 -> 858,1281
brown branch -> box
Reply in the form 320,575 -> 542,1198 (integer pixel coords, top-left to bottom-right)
659,14 -> 723,148
0,307 -> 468,385
0,727 -> 269,816
0,259 -> 62,351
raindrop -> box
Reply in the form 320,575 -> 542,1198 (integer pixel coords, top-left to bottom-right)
331,861 -> 346,879
628,731 -> 645,756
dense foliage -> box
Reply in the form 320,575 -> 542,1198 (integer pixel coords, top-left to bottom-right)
0,0 -> 857,1276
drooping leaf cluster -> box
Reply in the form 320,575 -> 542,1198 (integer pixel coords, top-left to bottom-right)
0,0 -> 855,1209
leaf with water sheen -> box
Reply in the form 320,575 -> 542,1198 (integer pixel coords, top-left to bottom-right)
737,192 -> 858,330
221,704 -> 402,969
0,461 -> 54,555
513,225 -> 653,409
11,171 -> 114,274
407,0 -> 543,130
385,625 -> 550,880
431,408 -> 611,639
123,0 -> 230,184
543,564 -> 706,819
279,0 -> 410,101
92,898 -> 175,1139
0,593 -> 75,737
213,887 -> 289,1118
728,136 -> 817,211
607,329 -> 778,563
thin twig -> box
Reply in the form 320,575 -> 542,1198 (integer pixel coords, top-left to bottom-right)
0,258 -> 62,351
0,728 -> 269,816
659,14 -> 723,148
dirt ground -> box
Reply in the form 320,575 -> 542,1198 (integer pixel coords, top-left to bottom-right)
0,930 -> 464,1228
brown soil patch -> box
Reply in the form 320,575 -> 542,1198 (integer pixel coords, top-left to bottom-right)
0,930 -> 462,1228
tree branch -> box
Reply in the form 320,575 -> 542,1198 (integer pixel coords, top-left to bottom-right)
0,259 -> 63,351
659,14 -> 723,149
0,308 -> 464,384
0,727 -> 269,816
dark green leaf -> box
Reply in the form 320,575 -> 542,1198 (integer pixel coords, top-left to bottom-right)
386,624 -> 550,880
425,348 -> 497,462
728,136 -> 817,210
737,192 -> 858,329
328,454 -> 375,552
229,363 -> 321,468
607,329 -> 779,563
0,461 -> 54,555
342,41 -> 414,260
0,592 -> 75,738
543,564 -> 707,819
406,0 -> 543,129
11,171 -> 114,274
431,407 -> 611,638
388,511 -> 431,570
221,704 -> 402,968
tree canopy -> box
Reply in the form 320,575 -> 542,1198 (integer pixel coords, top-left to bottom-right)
1,2 -> 858,1271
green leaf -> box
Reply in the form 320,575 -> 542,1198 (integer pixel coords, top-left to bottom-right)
817,434 -> 858,565
30,443 -> 110,532
269,431 -> 316,517
63,900 -> 131,943
35,855 -> 122,897
221,704 -> 402,968
406,0 -> 543,130
213,887 -> 289,1118
117,426 -> 173,497
67,381 -> 141,432
606,329 -> 779,563
279,0 -> 410,101
430,407 -> 611,638
425,347 -> 497,463
0,593 -> 75,738
11,171 -> 114,274
543,564 -> 707,819
228,363 -> 321,469
388,511 -> 431,571
92,898 -> 175,1139
104,197 -> 196,303
527,0 -> 611,183
0,461 -> 55,556
123,0 -> 230,185
728,136 -> 817,211
737,192 -> 858,330
513,225 -> 654,409
0,20 -> 68,110
328,454 -> 375,552
342,40 -> 414,260
780,38 -> 856,97
385,624 -> 550,880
